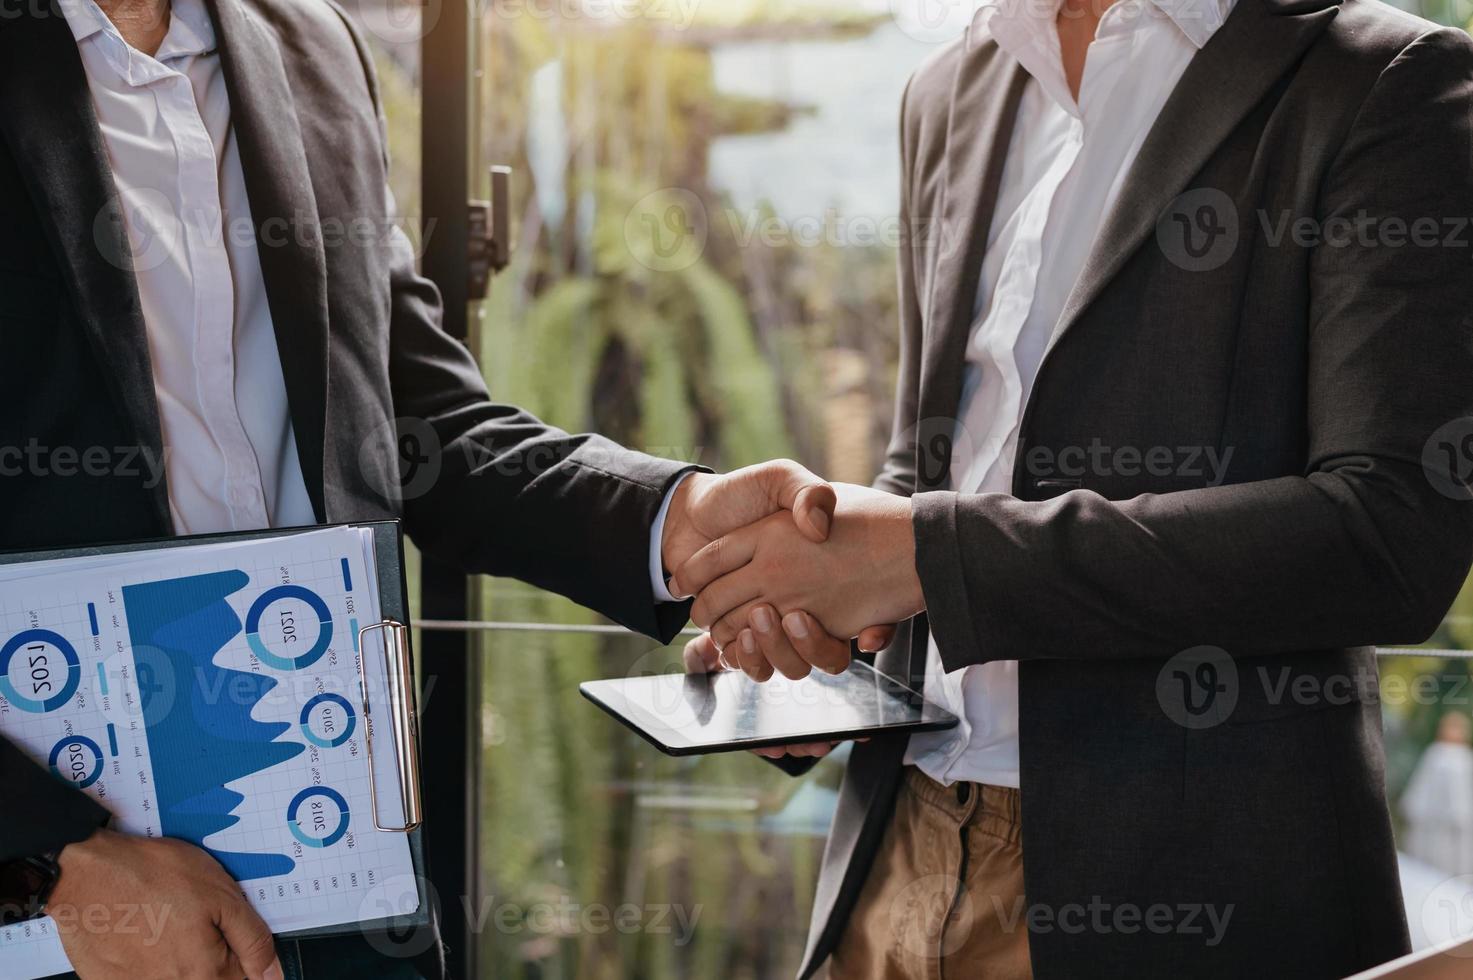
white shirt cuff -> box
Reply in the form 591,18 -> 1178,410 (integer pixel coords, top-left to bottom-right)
649,472 -> 695,603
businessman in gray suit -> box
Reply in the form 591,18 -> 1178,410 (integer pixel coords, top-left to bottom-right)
0,0 -> 842,977
678,0 -> 1473,976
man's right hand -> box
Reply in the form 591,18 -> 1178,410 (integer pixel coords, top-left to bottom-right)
48,829 -> 283,980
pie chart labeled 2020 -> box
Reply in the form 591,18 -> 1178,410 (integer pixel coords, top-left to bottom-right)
245,585 -> 334,672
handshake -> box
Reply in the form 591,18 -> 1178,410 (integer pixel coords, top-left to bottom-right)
659,460 -> 927,687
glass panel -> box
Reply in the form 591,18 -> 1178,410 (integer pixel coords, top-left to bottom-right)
465,4 -> 945,976
1384,582 -> 1473,952
476,623 -> 844,978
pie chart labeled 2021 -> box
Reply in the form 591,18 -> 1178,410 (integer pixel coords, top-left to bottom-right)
0,628 -> 82,713
245,585 -> 334,672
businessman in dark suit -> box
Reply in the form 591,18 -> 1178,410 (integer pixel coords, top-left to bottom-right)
678,0 -> 1473,976
0,0 -> 841,976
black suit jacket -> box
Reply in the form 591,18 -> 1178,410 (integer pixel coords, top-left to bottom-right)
0,0 -> 693,869
798,2 -> 1473,978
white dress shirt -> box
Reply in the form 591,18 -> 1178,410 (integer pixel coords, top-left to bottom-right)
905,0 -> 1238,787
63,0 -> 315,535
63,0 -> 681,598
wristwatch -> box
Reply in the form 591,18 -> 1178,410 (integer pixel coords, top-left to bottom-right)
0,851 -> 63,925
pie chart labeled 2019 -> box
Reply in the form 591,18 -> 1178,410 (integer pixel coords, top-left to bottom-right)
245,585 -> 334,672
300,692 -> 356,749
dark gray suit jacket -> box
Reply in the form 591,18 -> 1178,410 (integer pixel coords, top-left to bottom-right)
799,1 -> 1473,977
0,0 -> 693,894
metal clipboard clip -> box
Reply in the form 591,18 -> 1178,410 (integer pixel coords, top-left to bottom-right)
357,620 -> 423,832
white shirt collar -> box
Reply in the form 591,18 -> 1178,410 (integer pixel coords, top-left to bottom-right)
60,0 -> 217,86
1147,0 -> 1236,48
971,0 -> 1237,54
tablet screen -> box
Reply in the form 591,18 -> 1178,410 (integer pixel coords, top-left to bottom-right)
580,661 -> 958,755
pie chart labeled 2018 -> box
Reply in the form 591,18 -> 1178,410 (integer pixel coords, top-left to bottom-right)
245,585 -> 334,672
0,629 -> 82,713
288,787 -> 350,848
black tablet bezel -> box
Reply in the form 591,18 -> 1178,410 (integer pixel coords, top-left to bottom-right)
579,660 -> 959,757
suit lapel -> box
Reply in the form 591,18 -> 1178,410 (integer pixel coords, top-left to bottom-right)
821,38 -> 1025,924
0,1 -> 170,532
1046,0 -> 1341,357
894,38 -> 1028,696
915,38 -> 1029,491
205,0 -> 331,522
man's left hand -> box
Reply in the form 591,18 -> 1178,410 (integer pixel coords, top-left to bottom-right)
673,483 -> 925,652
660,460 -> 838,584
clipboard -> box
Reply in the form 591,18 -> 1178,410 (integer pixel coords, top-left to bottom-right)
0,521 -> 429,941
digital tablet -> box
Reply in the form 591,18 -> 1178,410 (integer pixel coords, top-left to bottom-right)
579,660 -> 959,756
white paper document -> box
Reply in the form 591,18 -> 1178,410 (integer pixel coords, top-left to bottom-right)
0,526 -> 417,978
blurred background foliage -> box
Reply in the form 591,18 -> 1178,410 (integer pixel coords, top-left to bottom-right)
345,0 -> 1473,975
463,6 -> 899,976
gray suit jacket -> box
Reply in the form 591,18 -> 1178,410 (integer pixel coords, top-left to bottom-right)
799,1 -> 1473,977
0,0 -> 695,895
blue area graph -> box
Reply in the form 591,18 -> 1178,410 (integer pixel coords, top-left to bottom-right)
124,570 -> 307,881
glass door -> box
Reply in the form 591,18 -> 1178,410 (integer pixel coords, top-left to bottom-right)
464,3 -> 947,977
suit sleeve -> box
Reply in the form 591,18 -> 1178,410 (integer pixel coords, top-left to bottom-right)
914,29 -> 1473,669
383,230 -> 700,643
0,739 -> 109,863
333,6 -> 699,644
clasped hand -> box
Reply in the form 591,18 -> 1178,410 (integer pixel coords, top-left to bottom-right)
664,471 -> 924,683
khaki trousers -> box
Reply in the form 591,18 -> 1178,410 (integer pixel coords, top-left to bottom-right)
827,767 -> 1031,980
